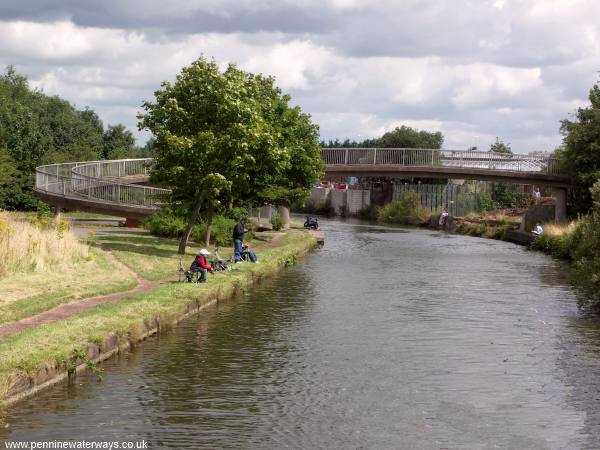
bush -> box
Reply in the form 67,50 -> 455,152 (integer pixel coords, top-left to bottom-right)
271,212 -> 283,231
192,215 -> 237,247
143,210 -> 187,238
145,208 -> 255,247
530,233 -> 572,259
378,192 -> 430,225
223,207 -> 248,222
569,212 -> 600,309
475,192 -> 496,211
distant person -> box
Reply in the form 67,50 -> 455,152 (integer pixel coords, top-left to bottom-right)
232,218 -> 249,262
438,207 -> 449,229
187,249 -> 213,283
533,187 -> 541,204
304,216 -> 319,230
532,223 -> 544,236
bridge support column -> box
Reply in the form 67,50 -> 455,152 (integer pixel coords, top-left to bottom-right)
278,206 -> 290,229
125,218 -> 143,228
553,188 -> 567,223
53,207 -> 62,222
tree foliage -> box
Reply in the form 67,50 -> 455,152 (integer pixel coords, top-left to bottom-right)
378,126 -> 443,149
322,126 -> 444,149
138,56 -> 323,251
489,137 -> 512,155
0,66 -> 145,210
102,124 -> 136,159
558,82 -> 600,214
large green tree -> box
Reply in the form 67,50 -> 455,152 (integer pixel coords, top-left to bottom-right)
138,57 -> 322,253
559,82 -> 600,214
102,124 -> 137,159
377,125 -> 443,149
0,66 -> 136,210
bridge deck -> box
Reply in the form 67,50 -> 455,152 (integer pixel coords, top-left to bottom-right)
34,150 -> 570,217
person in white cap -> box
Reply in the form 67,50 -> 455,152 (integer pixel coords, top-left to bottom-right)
187,248 -> 213,283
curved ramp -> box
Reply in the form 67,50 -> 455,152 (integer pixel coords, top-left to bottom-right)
34,159 -> 168,219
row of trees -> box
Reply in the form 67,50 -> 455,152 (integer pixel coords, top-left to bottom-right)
0,66 -> 153,210
138,57 -> 324,253
558,82 -> 600,215
321,125 -> 444,149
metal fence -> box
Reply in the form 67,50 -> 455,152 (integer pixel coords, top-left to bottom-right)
321,148 -> 561,175
393,183 -> 498,217
35,159 -> 170,208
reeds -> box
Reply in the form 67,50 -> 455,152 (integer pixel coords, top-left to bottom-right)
0,212 -> 89,276
542,221 -> 578,237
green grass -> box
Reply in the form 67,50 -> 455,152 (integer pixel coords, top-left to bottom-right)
0,248 -> 137,325
95,232 -> 278,281
0,231 -> 317,399
95,234 -> 186,280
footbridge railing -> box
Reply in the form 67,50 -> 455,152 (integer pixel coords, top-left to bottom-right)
35,159 -> 170,208
35,149 -> 565,213
321,148 -> 561,175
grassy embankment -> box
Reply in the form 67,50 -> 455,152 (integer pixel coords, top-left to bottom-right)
0,217 -> 317,404
377,191 -> 520,240
0,213 -> 137,325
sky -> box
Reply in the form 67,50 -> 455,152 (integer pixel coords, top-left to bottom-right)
0,0 -> 598,154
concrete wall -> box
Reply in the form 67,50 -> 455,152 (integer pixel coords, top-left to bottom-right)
330,189 -> 347,214
347,189 -> 370,214
308,187 -> 331,208
519,204 -> 555,232
306,187 -> 371,216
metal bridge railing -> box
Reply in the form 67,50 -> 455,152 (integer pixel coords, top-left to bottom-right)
321,148 -> 562,175
35,159 -> 171,209
35,150 -> 564,210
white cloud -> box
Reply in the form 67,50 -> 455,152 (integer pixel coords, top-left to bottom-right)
0,0 -> 598,154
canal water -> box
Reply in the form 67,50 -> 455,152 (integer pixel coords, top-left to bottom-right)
2,220 -> 600,449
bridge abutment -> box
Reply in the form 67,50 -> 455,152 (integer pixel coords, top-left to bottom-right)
553,187 -> 568,223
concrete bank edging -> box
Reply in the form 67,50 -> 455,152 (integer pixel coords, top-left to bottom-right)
3,234 -> 320,407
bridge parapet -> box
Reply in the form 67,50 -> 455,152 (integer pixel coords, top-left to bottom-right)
35,159 -> 170,210
321,148 -> 561,175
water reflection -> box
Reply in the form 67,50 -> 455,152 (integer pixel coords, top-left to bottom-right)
2,220 -> 600,449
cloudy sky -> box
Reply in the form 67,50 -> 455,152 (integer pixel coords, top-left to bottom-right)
1,0 -> 598,153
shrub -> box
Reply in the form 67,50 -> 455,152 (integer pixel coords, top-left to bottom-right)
530,233 -> 572,259
223,207 -> 248,222
378,192 -> 430,225
475,192 -> 496,211
192,215 -> 238,247
143,210 -> 187,238
271,212 -> 283,231
569,211 -> 600,309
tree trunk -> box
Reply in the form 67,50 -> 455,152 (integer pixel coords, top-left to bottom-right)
178,196 -> 204,255
204,202 -> 214,246
278,205 -> 290,229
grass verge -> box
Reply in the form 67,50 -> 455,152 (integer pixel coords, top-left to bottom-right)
0,247 -> 138,325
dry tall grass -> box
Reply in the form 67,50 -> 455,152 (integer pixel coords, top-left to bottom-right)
0,212 -> 89,276
543,221 -> 578,237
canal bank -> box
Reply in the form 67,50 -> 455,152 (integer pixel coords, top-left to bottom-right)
0,229 -> 319,408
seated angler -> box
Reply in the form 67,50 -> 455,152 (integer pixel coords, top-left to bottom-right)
186,248 -> 214,283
